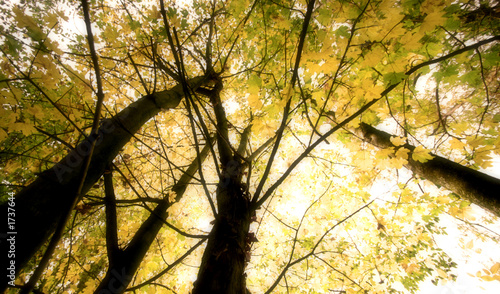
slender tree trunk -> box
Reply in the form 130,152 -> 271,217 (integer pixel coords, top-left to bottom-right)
0,77 -> 207,290
354,122 -> 500,216
95,138 -> 212,294
94,198 -> 170,294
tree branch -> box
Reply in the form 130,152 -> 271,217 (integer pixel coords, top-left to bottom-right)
103,166 -> 120,264
353,122 -> 500,216
125,238 -> 207,291
252,0 -> 317,202
255,35 -> 500,208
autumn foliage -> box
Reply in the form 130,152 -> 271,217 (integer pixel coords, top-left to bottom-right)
1,0 -> 500,293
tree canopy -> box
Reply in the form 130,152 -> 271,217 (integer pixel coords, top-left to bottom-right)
1,0 -> 500,293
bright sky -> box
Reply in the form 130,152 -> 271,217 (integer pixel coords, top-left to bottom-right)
372,176 -> 500,293
372,84 -> 500,293
420,206 -> 500,293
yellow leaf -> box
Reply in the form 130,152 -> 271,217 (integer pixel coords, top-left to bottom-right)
0,128 -> 7,141
247,93 -> 262,109
437,268 -> 448,279
391,147 -> 409,168
412,145 -> 434,163
104,26 -> 119,40
365,84 -> 384,100
82,279 -> 96,294
376,147 -> 394,159
252,119 -> 277,137
449,137 -> 466,150
276,17 -> 290,30
490,262 -> 500,274
55,10 -> 69,21
4,160 -> 21,173
361,111 -> 379,124
390,136 -> 406,146
321,59 -> 339,72
406,263 -> 420,274
420,11 -> 446,33
436,195 -> 450,204
45,39 -> 63,55
463,206 -> 476,221
467,136 -> 485,148
11,122 -> 36,136
417,233 -> 430,242
420,0 -> 447,14
44,12 -> 59,27
481,275 -> 494,282
465,239 -> 473,249
13,6 -> 44,40
362,46 -> 385,67
401,30 -> 424,50
27,105 -> 45,119
474,150 -> 493,169
395,147 -> 409,159
0,107 -> 17,126
355,150 -> 373,170
13,6 -> 37,29
385,23 -> 406,40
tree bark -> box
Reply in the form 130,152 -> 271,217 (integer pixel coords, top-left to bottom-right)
192,77 -> 254,294
192,161 -> 253,294
0,76 -> 207,290
94,198 -> 170,294
354,122 -> 500,217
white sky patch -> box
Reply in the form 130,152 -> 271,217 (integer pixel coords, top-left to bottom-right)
419,206 -> 500,293
366,72 -> 500,293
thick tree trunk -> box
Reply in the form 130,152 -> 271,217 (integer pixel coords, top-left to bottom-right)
355,122 -> 500,217
192,160 -> 253,294
192,75 -> 254,293
0,77 -> 207,290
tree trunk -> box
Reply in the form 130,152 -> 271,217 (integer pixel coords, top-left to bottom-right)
94,198 -> 170,294
190,75 -> 255,293
192,160 -> 253,294
354,122 -> 500,217
0,77 -> 207,290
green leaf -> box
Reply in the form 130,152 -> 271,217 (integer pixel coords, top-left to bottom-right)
5,37 -> 23,57
129,20 -> 141,30
28,28 -> 45,42
483,49 -> 500,67
317,9 -> 331,26
384,72 -> 407,85
248,74 -> 262,88
335,26 -> 350,38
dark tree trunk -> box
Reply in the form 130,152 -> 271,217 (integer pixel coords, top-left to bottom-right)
192,76 -> 255,293
94,198 -> 170,294
0,77 -> 207,290
192,160 -> 253,294
355,122 -> 500,217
